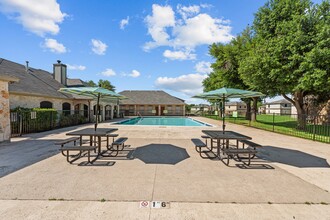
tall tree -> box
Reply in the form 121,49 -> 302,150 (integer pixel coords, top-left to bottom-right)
239,0 -> 330,127
203,27 -> 259,119
86,80 -> 97,87
98,79 -> 116,91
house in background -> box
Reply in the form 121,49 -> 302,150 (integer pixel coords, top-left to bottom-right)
264,99 -> 292,115
225,102 -> 247,116
189,104 -> 211,115
119,90 -> 185,116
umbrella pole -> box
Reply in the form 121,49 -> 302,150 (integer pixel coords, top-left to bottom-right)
222,94 -> 225,133
95,93 -> 100,131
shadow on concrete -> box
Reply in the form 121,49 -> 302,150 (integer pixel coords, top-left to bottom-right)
258,146 -> 330,168
0,139 -> 61,178
98,145 -> 135,160
78,161 -> 116,166
133,144 -> 190,165
236,163 -> 275,169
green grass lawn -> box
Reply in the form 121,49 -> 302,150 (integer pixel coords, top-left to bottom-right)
204,114 -> 330,143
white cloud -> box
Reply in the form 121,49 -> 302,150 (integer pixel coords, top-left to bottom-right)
91,39 -> 107,55
120,16 -> 129,29
177,4 -> 200,19
144,4 -> 175,50
163,49 -> 196,60
172,13 -> 233,48
0,0 -> 66,36
144,4 -> 233,58
195,61 -> 212,74
155,73 -> 207,96
100,68 -> 116,77
129,70 -> 140,78
42,38 -> 66,53
67,64 -> 86,71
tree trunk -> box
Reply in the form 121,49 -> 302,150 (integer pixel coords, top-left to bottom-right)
251,97 -> 258,121
245,100 -> 251,120
282,92 -> 306,130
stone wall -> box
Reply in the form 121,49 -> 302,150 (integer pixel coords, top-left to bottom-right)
9,94 -> 78,110
0,81 -> 11,142
10,93 -> 119,121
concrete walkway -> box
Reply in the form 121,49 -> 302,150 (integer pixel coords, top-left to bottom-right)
0,117 -> 330,219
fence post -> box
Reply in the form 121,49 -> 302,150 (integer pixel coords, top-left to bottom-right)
18,112 -> 23,136
312,115 -> 316,141
272,113 -> 275,132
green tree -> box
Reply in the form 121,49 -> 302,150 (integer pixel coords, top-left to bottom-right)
86,80 -> 97,87
185,104 -> 192,114
98,79 -> 116,91
203,27 -> 260,120
239,0 -> 330,127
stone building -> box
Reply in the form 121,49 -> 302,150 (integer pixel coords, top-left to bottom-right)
0,58 -> 120,141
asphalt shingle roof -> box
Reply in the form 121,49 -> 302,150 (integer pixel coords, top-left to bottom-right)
119,90 -> 185,105
0,58 -> 90,100
266,99 -> 291,105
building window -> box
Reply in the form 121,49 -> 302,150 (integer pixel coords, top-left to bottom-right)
62,102 -> 71,116
284,104 -> 288,107
167,106 -> 173,114
83,104 -> 88,118
93,105 -> 102,115
40,101 -> 53,108
129,105 -> 135,114
138,105 -> 145,114
175,106 -> 181,114
148,105 -> 153,113
74,104 -> 80,115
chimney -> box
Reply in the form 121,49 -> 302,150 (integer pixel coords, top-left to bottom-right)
25,61 -> 29,73
53,60 -> 67,85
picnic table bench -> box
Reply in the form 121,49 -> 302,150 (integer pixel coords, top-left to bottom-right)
60,145 -> 98,164
239,140 -> 262,150
222,148 -> 257,166
55,137 -> 80,156
106,137 -> 128,157
191,138 -> 209,156
55,137 -> 80,147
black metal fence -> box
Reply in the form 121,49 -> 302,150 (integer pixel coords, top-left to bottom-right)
10,110 -> 90,137
203,112 -> 330,143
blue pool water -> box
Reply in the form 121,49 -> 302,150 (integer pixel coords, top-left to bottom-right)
115,117 -> 210,127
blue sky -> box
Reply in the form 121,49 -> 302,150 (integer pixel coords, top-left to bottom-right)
0,0 -> 323,103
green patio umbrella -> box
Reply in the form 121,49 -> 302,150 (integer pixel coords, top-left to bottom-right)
192,87 -> 264,133
59,87 -> 126,130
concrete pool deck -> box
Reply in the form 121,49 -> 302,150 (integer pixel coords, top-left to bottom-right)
0,117 -> 330,219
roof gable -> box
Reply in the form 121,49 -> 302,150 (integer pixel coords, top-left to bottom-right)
0,58 -> 73,99
267,99 -> 291,105
119,90 -> 185,105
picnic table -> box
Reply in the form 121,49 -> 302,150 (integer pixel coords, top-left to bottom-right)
66,128 -> 118,158
201,130 -> 252,158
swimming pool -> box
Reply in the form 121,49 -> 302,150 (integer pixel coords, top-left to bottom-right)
115,117 -> 211,127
